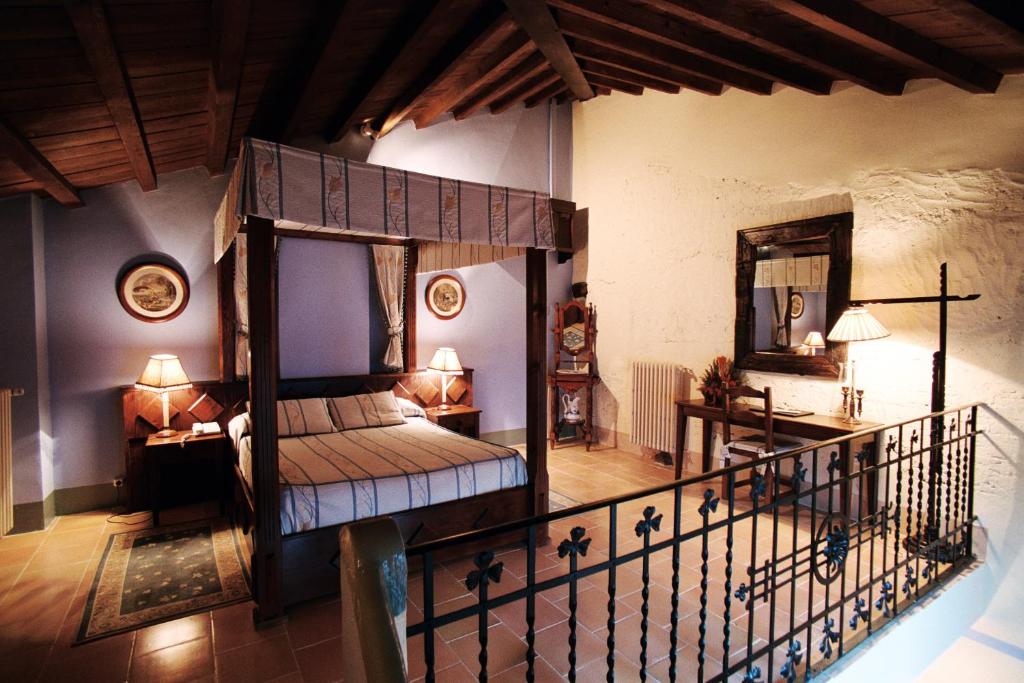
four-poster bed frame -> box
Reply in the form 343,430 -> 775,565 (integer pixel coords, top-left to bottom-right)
213,139 -> 568,622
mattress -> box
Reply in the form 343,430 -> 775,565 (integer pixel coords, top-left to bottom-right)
236,417 -> 527,534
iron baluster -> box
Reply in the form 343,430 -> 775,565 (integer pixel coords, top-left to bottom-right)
889,430 -> 901,620
423,552 -> 436,683
966,407 -> 978,555
605,503 -> 617,683
557,526 -> 591,682
634,505 -> 662,681
804,449 -> 818,681
465,551 -> 504,682
697,490 -> 719,682
916,422 -> 924,599
767,469 -> 781,678
746,473 -> 764,679
953,414 -> 963,564
526,525 -> 537,682
788,456 -> 804,672
669,486 -> 682,682
722,470 -> 737,679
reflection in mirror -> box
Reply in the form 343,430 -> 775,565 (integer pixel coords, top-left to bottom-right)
560,302 -> 587,354
751,243 -> 830,355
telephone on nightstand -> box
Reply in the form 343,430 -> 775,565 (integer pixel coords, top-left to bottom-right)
191,422 -> 222,435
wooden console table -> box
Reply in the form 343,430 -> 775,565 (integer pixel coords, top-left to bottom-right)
674,397 -> 881,519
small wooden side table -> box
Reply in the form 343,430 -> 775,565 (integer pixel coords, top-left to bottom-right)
145,431 -> 229,526
425,405 -> 481,438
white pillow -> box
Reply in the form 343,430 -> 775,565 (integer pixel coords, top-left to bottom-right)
395,396 -> 426,418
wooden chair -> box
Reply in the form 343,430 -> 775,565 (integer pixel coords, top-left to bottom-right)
720,386 -> 802,503
547,300 -> 599,450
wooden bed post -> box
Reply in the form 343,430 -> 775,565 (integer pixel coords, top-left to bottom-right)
526,248 -> 549,532
247,215 -> 284,624
404,242 -> 418,372
217,245 -> 236,382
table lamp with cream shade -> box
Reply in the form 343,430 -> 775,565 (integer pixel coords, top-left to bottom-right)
827,307 -> 890,424
802,331 -> 825,356
427,347 -> 463,411
135,354 -> 192,437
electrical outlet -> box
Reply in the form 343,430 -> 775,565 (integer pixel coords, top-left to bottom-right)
113,478 -> 124,488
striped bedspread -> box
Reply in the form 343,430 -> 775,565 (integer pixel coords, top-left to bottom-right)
238,418 -> 526,534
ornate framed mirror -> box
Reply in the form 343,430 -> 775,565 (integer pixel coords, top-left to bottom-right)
734,212 -> 852,378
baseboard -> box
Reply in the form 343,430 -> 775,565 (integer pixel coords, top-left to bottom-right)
480,428 -> 527,447
54,482 -> 119,516
11,491 -> 54,534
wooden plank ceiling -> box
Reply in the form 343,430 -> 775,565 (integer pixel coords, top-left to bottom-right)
0,0 -> 1021,206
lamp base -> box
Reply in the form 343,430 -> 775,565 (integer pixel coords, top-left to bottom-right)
841,415 -> 862,425
437,403 -> 452,411
155,428 -> 177,438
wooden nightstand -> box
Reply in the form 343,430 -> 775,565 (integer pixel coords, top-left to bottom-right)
145,431 -> 229,526
425,405 -> 481,438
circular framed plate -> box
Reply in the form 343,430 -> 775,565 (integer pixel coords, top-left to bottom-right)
117,262 -> 189,323
790,292 -> 805,319
425,274 -> 466,320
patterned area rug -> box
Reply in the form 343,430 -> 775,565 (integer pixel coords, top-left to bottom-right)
76,518 -> 250,644
549,489 -> 584,511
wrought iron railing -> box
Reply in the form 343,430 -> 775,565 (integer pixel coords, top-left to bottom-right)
405,404 -> 981,682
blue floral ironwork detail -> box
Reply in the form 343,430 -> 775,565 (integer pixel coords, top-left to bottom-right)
464,551 -> 504,591
875,580 -> 895,617
856,446 -> 872,466
780,640 -> 803,682
742,665 -> 763,683
903,565 -> 917,596
792,459 -> 807,493
822,524 -> 850,572
698,489 -> 719,517
849,598 -> 871,631
827,451 -> 842,475
819,618 -> 840,659
750,474 -> 767,503
557,526 -> 591,559
634,506 -> 663,537
734,583 -> 750,602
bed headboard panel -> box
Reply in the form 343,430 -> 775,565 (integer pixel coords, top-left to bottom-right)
277,369 -> 474,409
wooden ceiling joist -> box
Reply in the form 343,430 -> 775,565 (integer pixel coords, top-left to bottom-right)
502,0 -> 594,100
572,39 -> 723,95
453,52 -> 548,120
375,7 -> 513,137
65,0 -> 156,191
526,81 -> 567,108
491,70 -> 560,114
586,73 -> 643,96
579,59 -> 679,94
205,0 -> 251,174
550,0 -> 832,95
766,0 -> 1003,93
0,117 -> 82,207
413,32 -> 534,129
644,0 -> 906,96
557,11 -> 774,95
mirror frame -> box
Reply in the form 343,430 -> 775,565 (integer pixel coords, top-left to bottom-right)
734,212 -> 852,378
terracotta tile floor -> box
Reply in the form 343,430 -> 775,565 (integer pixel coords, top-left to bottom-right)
0,443 -> 935,682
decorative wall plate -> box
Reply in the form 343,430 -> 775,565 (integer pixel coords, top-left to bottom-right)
790,292 -> 805,319
425,274 -> 466,320
118,262 -> 189,323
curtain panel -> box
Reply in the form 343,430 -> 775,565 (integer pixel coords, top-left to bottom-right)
215,138 -> 555,262
370,245 -> 406,371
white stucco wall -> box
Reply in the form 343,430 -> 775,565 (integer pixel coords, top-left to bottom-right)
572,76 -> 1024,657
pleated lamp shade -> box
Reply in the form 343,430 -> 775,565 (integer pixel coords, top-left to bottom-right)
802,331 -> 825,349
427,347 -> 463,375
135,354 -> 192,392
827,308 -> 891,342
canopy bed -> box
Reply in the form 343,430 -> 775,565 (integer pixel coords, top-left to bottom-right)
210,138 -> 572,622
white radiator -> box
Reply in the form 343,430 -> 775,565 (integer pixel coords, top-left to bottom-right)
0,388 -> 18,537
630,362 -> 684,454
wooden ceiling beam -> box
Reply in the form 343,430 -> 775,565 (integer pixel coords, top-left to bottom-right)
452,52 -> 548,120
490,70 -> 560,114
525,81 -> 567,108
643,0 -> 906,95
766,0 -> 1002,93
502,0 -> 594,100
557,10 -> 774,95
66,0 -> 156,191
326,1 -> 465,141
931,1 -> 1024,51
579,59 -> 679,94
550,0 -> 832,95
0,117 -> 82,207
376,7 -> 513,137
572,39 -> 722,95
413,31 -> 533,129
205,0 -> 250,174
586,73 -> 643,96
